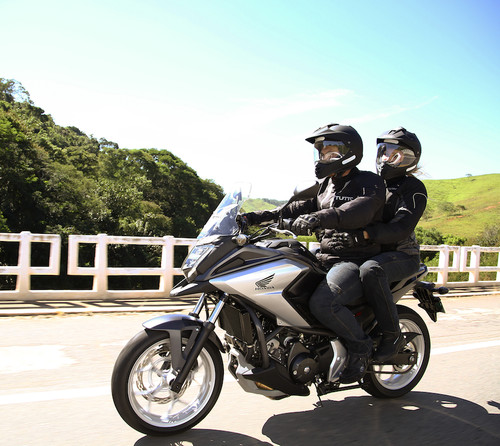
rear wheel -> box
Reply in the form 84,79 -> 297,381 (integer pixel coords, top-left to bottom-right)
362,305 -> 430,398
111,329 -> 223,436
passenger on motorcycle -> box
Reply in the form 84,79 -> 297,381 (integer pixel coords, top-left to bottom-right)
243,123 -> 386,384
331,127 -> 427,361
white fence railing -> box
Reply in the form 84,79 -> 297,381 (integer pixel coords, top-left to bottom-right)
419,244 -> 500,286
0,232 -> 499,301
0,232 -> 196,301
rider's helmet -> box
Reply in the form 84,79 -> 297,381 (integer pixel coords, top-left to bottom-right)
306,123 -> 363,179
376,127 -> 421,180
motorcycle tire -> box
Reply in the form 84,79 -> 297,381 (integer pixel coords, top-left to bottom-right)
111,329 -> 223,436
362,305 -> 430,398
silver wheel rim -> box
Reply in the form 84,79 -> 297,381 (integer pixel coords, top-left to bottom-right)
128,339 -> 216,428
371,318 -> 426,390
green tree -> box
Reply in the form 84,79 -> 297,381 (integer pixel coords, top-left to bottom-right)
474,224 -> 500,246
0,78 -> 225,289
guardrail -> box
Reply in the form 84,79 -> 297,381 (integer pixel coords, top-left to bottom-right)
0,232 -> 499,301
419,244 -> 500,286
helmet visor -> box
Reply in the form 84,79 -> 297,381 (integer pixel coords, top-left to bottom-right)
376,143 -> 416,168
314,139 -> 350,164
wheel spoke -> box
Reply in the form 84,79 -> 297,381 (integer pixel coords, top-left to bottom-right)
135,381 -> 165,398
122,336 -> 221,430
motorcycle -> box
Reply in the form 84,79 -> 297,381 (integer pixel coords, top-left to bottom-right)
111,185 -> 447,436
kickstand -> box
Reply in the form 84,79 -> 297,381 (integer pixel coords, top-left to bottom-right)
313,382 -> 324,408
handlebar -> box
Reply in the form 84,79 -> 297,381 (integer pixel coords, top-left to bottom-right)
237,216 -> 298,243
269,223 -> 297,239
236,213 -> 302,244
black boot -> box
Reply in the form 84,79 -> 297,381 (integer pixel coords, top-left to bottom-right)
340,346 -> 373,384
374,331 -> 406,362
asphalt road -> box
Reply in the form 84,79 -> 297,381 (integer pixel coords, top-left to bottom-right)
0,295 -> 499,446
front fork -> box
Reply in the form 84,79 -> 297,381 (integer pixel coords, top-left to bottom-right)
169,293 -> 228,393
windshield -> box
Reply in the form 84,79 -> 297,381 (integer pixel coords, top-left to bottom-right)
197,185 -> 250,239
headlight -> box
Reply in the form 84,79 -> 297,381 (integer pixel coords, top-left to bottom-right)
182,244 -> 215,278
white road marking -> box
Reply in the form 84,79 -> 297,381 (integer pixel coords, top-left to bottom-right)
431,339 -> 500,355
0,386 -> 110,405
0,345 -> 75,374
0,339 -> 498,406
0,375 -> 236,406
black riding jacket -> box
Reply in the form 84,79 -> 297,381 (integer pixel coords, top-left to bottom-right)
270,168 -> 386,267
364,175 -> 427,256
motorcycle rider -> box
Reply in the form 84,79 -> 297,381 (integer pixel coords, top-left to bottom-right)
331,127 -> 427,361
242,123 -> 386,384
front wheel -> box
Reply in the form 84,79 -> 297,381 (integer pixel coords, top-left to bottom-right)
111,329 -> 223,436
362,305 -> 430,398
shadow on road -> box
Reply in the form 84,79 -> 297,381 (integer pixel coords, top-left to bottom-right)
135,429 -> 272,445
134,392 -> 500,446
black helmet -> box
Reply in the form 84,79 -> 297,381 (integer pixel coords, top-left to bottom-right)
306,123 -> 363,179
376,127 -> 421,180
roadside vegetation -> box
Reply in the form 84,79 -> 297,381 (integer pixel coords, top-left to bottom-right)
0,78 -> 223,290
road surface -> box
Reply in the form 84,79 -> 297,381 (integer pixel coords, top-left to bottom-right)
0,295 -> 499,445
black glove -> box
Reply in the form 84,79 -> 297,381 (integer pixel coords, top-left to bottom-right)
329,229 -> 367,251
236,214 -> 249,231
239,211 -> 278,227
291,214 -> 320,236
239,212 -> 258,226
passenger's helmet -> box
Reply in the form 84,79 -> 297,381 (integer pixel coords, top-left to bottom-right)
376,127 -> 421,180
306,123 -> 363,179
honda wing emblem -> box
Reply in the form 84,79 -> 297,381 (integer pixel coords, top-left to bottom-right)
255,274 -> 275,290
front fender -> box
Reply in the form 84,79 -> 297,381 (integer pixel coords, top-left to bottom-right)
143,313 -> 224,370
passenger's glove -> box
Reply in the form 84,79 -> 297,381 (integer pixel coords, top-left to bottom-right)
291,214 -> 320,236
329,229 -> 367,251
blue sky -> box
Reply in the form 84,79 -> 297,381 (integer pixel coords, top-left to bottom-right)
2,0 -> 499,199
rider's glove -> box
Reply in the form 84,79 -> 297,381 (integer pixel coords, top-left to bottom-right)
240,211 -> 278,227
239,212 -> 258,226
329,229 -> 367,251
291,214 -> 320,236
236,214 -> 249,231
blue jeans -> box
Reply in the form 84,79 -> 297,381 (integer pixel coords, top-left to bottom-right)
359,251 -> 420,334
309,261 -> 372,355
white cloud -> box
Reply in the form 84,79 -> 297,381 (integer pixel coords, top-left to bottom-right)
230,89 -> 353,125
348,96 -> 439,125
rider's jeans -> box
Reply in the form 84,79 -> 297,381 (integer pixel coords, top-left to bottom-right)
359,252 -> 420,334
309,261 -> 372,355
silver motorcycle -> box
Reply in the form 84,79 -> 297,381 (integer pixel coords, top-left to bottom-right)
111,185 -> 446,436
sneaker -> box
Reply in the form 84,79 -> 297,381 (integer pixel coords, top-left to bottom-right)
340,348 -> 372,384
373,331 -> 406,362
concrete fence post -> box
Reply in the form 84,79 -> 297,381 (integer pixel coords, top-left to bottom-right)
468,245 -> 481,283
93,234 -> 108,296
437,244 -> 450,285
161,236 -> 175,294
497,251 -> 500,282
16,231 -> 32,294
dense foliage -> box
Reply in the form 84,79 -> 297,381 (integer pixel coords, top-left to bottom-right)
0,78 -> 223,238
0,78 -> 224,289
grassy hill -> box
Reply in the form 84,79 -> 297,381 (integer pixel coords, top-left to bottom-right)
241,198 -> 286,212
243,174 -> 500,242
419,174 -> 499,241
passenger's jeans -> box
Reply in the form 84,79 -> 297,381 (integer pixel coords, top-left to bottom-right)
359,252 -> 420,334
309,261 -> 372,355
